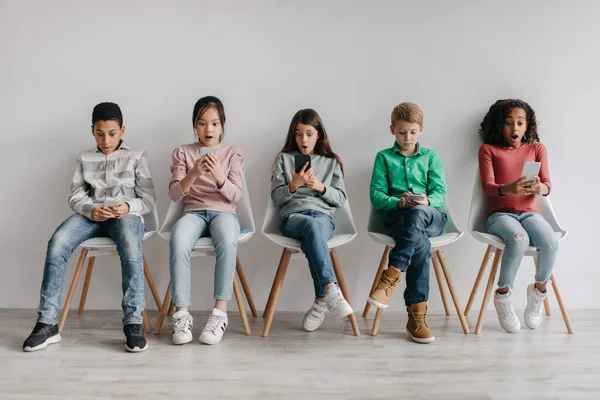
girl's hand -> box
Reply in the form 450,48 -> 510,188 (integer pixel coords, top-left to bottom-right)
501,176 -> 538,196
522,176 -> 547,196
109,202 -> 130,218
305,174 -> 326,194
91,205 -> 115,221
289,163 -> 313,193
203,153 -> 226,187
190,157 -> 209,178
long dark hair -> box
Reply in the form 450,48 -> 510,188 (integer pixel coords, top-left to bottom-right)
192,96 -> 226,142
275,109 -> 344,175
478,99 -> 539,145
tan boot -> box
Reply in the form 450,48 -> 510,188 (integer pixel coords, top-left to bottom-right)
406,302 -> 435,344
368,266 -> 401,309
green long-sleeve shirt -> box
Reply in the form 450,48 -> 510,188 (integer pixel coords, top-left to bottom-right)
370,142 -> 446,212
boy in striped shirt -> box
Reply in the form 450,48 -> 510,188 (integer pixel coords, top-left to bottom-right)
23,102 -> 156,353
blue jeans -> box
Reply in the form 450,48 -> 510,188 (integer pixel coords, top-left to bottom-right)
170,210 -> 240,306
384,205 -> 447,306
487,212 -> 558,289
280,210 -> 336,299
37,213 -> 145,326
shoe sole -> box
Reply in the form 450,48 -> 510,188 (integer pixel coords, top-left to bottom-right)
199,335 -> 222,345
124,341 -> 149,353
23,333 -> 62,352
367,297 -> 389,310
173,335 -> 193,345
302,315 -> 325,332
405,329 -> 435,344
524,310 -> 541,330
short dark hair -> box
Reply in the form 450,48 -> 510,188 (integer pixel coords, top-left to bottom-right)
92,102 -> 123,127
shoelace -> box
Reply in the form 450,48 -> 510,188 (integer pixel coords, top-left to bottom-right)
204,314 -> 226,334
173,314 -> 192,333
410,310 -> 429,328
500,301 -> 516,319
377,274 -> 399,295
528,295 -> 543,315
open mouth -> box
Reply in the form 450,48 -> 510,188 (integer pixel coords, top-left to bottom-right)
206,135 -> 214,140
511,134 -> 519,140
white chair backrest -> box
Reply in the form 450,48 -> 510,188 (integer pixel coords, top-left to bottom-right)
468,167 -> 566,235
368,201 -> 461,235
144,204 -> 160,234
159,176 -> 255,236
262,197 -> 357,236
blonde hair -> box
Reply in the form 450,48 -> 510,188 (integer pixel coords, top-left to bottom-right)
391,102 -> 424,126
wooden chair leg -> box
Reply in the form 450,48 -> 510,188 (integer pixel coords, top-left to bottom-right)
233,273 -> 251,335
78,256 -> 96,314
363,246 -> 389,317
475,249 -> 502,335
141,309 -> 150,332
550,272 -> 574,334
330,248 -> 360,337
143,257 -> 163,311
236,256 -> 257,317
371,308 -> 383,336
168,305 -> 175,316
153,283 -> 172,335
431,254 -> 450,316
465,245 -> 492,316
58,249 -> 89,332
262,249 -> 291,337
436,249 -> 470,334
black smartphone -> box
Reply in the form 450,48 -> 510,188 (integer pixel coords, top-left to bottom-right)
294,154 -> 311,173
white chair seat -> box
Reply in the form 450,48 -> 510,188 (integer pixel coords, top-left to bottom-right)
263,232 -> 356,252
367,231 -> 463,248
470,231 -> 565,258
79,231 -> 155,250
158,231 -> 254,248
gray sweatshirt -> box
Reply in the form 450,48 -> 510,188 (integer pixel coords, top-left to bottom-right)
271,151 -> 347,217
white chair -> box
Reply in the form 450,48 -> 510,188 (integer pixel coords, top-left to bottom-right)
362,203 -> 470,336
153,180 -> 257,336
58,206 -> 163,333
261,199 -> 361,337
464,169 -> 573,334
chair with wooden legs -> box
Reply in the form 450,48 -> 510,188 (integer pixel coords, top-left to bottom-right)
362,204 -> 470,336
153,179 -> 257,336
464,170 -> 573,334
261,199 -> 361,337
58,206 -> 163,333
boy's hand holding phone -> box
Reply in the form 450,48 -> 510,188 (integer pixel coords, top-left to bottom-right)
91,205 -> 115,221
398,192 -> 429,208
109,202 -> 130,217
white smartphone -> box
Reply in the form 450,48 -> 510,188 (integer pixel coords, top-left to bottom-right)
521,161 -> 541,183
200,146 -> 215,157
407,193 -> 426,202
104,199 -> 119,207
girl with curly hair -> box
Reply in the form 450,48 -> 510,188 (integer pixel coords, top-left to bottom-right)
478,99 -> 558,334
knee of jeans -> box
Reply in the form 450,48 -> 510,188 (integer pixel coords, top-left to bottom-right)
170,236 -> 195,258
406,206 -> 429,223
117,236 -> 142,258
507,232 -> 529,250
47,231 -> 73,257
303,218 -> 327,234
537,235 -> 559,254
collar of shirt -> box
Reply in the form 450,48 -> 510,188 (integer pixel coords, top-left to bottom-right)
96,140 -> 129,154
392,141 -> 421,157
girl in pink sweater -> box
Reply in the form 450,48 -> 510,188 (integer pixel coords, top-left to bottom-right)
168,96 -> 245,345
478,99 -> 558,334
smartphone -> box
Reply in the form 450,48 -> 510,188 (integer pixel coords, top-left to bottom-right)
200,146 -> 215,157
406,193 -> 426,202
294,154 -> 311,173
104,199 -> 119,207
521,161 -> 541,183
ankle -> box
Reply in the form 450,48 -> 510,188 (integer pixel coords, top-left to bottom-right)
176,306 -> 189,313
214,300 -> 228,313
496,287 -> 509,295
534,282 -> 547,293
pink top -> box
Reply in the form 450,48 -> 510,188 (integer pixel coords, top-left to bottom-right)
478,143 -> 552,215
169,142 -> 245,214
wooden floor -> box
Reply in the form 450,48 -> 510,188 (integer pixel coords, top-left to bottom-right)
1,309 -> 598,399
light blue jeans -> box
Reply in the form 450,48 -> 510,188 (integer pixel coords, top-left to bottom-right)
169,210 -> 240,306
37,213 -> 145,326
279,210 -> 336,299
487,212 -> 558,289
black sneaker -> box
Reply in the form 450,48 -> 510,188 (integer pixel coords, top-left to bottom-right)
123,323 -> 148,353
23,322 -> 62,352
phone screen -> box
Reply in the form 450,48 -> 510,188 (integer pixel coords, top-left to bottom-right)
294,154 -> 311,173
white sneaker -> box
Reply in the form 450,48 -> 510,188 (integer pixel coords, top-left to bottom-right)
199,308 -> 228,345
324,285 -> 353,319
172,309 -> 193,345
524,283 -> 546,329
494,290 -> 521,333
303,299 -> 328,332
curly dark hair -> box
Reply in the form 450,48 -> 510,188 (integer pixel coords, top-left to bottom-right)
478,99 -> 539,145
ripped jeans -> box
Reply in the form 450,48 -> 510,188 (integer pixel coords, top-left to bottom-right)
487,212 -> 558,289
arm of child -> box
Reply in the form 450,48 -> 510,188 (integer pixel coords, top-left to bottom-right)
217,150 -> 244,204
271,153 -> 295,206
535,143 -> 552,196
426,151 -> 447,209
319,161 -> 347,207
126,151 -> 156,216
168,147 -> 190,202
478,145 -> 503,196
68,156 -> 95,220
370,153 -> 401,210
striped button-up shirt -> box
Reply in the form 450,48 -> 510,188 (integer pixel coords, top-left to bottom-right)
68,140 -> 156,220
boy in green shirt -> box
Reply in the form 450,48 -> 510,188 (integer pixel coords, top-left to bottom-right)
368,102 -> 447,344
